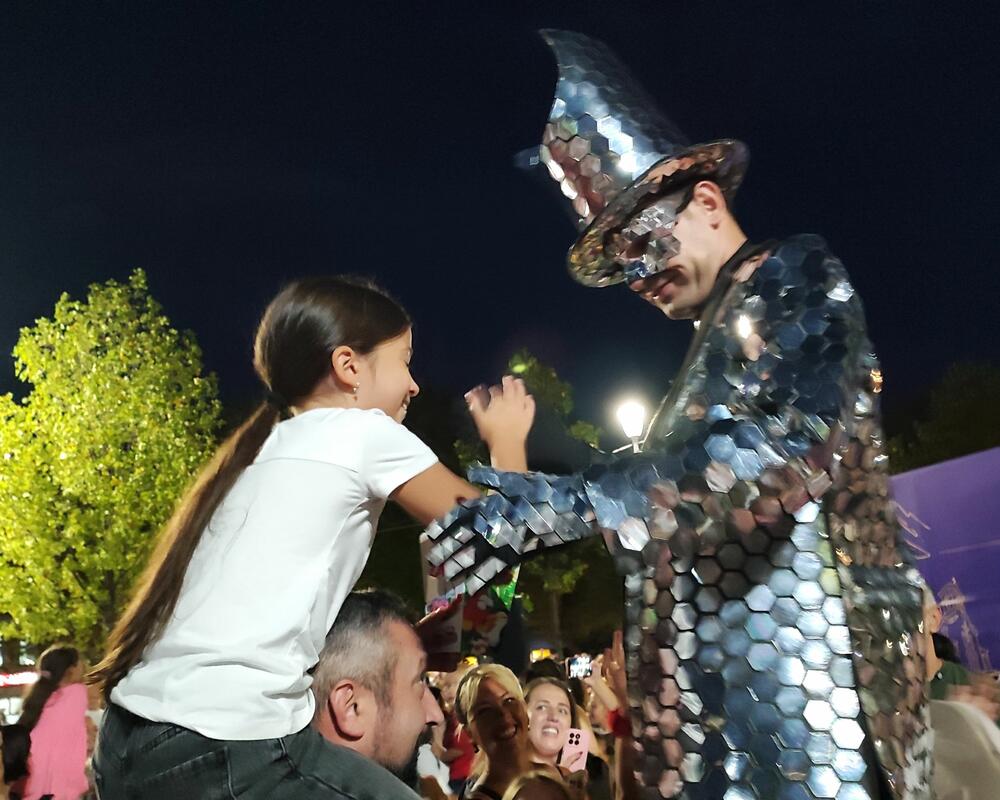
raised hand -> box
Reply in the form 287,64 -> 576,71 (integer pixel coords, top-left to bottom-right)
466,376 -> 535,471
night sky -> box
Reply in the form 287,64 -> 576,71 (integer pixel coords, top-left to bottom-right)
2,2 -> 998,442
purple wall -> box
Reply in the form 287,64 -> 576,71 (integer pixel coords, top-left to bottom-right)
891,447 -> 1000,671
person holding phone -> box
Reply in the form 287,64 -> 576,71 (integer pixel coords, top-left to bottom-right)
523,679 -> 580,772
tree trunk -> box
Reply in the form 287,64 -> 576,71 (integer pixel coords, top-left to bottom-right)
1,638 -> 19,671
548,590 -> 564,655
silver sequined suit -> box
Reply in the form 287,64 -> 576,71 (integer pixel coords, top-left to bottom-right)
425,237 -> 933,800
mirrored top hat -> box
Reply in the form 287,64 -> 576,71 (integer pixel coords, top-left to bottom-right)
527,29 -> 749,287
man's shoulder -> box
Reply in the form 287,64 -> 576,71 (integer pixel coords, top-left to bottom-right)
743,234 -> 856,304
294,736 -> 421,800
759,234 -> 842,277
940,659 -> 972,685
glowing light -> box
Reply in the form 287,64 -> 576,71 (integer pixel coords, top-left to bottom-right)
529,648 -> 554,663
618,150 -> 637,174
616,400 -> 647,440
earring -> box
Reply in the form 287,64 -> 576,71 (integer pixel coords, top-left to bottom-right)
352,384 -> 359,395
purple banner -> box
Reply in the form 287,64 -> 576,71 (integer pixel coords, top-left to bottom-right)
890,447 -> 1000,671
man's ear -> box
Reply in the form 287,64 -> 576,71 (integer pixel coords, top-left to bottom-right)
329,345 -> 364,392
327,679 -> 374,742
692,180 -> 727,224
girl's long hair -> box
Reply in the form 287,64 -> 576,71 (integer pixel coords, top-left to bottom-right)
18,645 -> 80,731
88,276 -> 410,700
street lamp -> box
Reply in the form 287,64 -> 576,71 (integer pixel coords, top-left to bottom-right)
616,399 -> 647,454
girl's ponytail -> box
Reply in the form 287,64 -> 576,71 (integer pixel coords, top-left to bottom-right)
89,404 -> 281,698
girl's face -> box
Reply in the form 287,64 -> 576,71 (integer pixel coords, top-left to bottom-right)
468,678 -> 529,763
358,328 -> 420,422
62,660 -> 83,685
526,683 -> 572,761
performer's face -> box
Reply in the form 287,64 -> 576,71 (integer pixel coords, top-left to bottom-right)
623,181 -> 730,320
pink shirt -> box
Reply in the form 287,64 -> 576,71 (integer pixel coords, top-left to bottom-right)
23,682 -> 89,800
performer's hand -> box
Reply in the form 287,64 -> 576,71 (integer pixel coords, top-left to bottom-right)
466,375 -> 535,469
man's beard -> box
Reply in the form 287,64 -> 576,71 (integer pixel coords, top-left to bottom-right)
372,713 -> 431,787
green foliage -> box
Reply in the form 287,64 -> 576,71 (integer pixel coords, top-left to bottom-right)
888,361 -> 1000,473
508,350 -> 573,419
567,420 -> 601,449
0,270 -> 222,654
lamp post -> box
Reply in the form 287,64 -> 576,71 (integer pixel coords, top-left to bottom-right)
616,399 -> 647,454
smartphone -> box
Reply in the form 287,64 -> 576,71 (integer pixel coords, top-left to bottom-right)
559,727 -> 591,771
566,654 -> 593,679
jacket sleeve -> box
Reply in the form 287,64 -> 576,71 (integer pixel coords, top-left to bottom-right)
424,236 -> 872,591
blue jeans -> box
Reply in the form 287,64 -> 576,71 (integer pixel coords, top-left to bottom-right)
94,704 -> 419,800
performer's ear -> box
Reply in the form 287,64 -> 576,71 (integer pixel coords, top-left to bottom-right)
691,180 -> 726,221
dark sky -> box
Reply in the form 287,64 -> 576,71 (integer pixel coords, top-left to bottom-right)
2,2 -> 998,439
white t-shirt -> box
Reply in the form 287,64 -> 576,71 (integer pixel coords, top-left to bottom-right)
112,407 -> 438,740
417,743 -> 451,795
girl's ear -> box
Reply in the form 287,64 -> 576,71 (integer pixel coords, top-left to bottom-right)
330,345 -> 362,390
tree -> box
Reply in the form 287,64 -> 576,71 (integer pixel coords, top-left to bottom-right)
888,361 -> 1000,473
0,270 -> 222,655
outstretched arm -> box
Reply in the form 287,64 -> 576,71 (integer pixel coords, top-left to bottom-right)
424,237 -> 870,590
392,376 -> 535,526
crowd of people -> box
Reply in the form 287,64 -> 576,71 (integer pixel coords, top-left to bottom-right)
2,588 -> 998,800
423,638 -> 634,800
0,591 -> 638,800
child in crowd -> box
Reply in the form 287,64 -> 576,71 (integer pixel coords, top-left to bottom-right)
17,646 -> 88,800
88,276 -> 535,798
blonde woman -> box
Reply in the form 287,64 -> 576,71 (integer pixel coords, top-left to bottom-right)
454,664 -> 533,800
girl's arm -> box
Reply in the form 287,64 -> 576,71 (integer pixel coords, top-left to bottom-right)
392,463 -> 482,526
393,377 -> 535,525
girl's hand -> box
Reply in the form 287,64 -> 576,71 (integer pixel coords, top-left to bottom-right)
466,376 -> 535,468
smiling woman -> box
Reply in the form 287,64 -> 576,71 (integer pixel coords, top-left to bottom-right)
524,679 -> 577,767
455,665 -> 534,800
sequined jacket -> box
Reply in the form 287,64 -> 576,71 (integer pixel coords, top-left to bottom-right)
425,235 -> 932,800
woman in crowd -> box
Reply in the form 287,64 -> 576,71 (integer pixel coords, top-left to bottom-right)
439,664 -> 477,796
18,645 -> 88,800
88,277 -> 534,798
1,724 -> 30,800
523,679 -> 577,770
455,664 -> 534,800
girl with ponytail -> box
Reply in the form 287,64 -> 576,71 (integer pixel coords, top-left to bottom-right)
18,645 -> 89,800
88,276 -> 534,798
